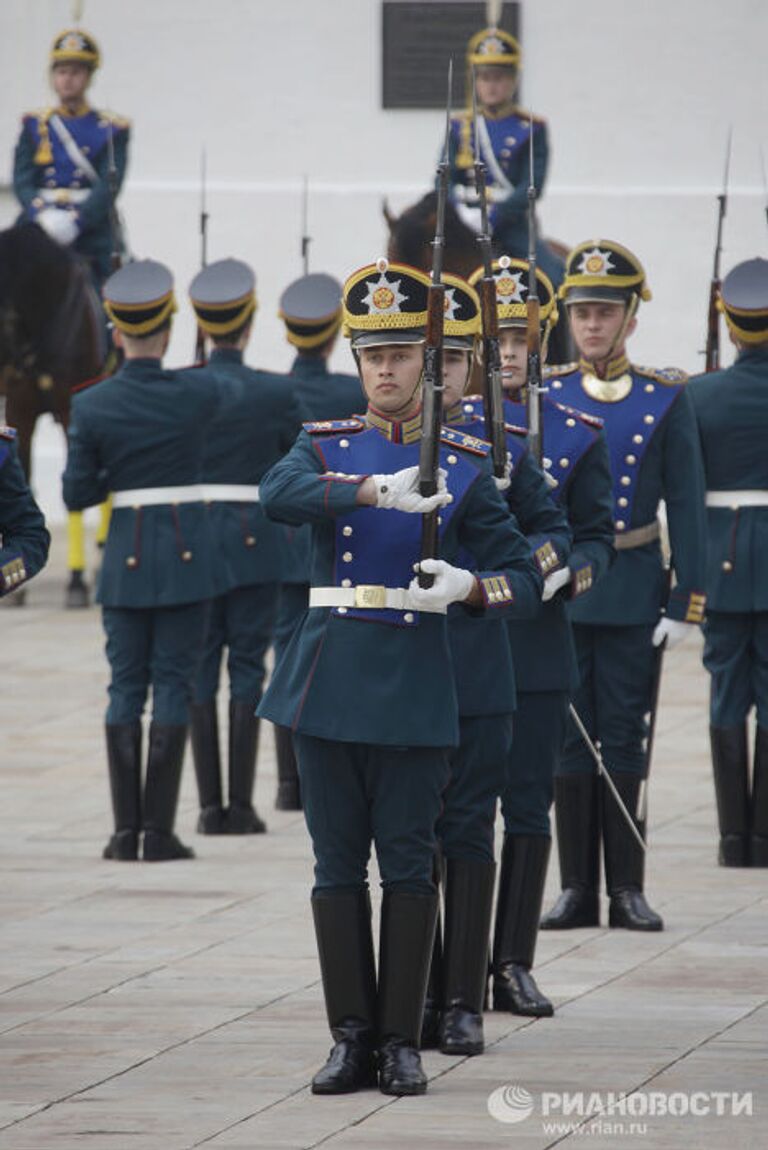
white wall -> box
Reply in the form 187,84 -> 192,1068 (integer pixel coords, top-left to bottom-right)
1,0 -> 766,522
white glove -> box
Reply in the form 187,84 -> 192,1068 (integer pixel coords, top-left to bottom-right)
493,452 -> 513,491
407,558 -> 475,612
372,466 -> 450,514
652,617 -> 690,649
488,183 -> 515,204
36,207 -> 79,246
542,566 -> 572,602
454,201 -> 482,234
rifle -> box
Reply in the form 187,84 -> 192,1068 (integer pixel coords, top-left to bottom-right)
194,147 -> 209,363
418,62 -> 452,590
301,174 -> 311,275
105,116 -> 123,273
525,114 -> 543,467
704,130 -> 732,373
761,147 -> 768,231
471,75 -> 507,480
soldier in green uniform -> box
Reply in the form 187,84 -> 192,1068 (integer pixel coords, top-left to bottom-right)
540,240 -> 707,931
271,273 -> 364,810
258,259 -> 542,1097
688,258 -> 768,867
13,28 -> 129,289
186,259 -> 306,835
62,260 -> 221,862
0,429 -> 50,598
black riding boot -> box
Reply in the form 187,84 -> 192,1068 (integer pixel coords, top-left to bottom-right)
378,890 -> 437,1095
751,727 -> 768,866
142,723 -> 195,861
103,722 -> 142,860
540,774 -> 600,929
190,701 -> 227,834
710,724 -> 750,866
439,859 -> 496,1056
227,701 -> 267,833
492,835 -> 553,1016
274,724 -> 302,810
310,890 -> 378,1094
603,773 -> 663,930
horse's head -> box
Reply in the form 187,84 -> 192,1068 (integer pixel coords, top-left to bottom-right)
383,192 -> 481,278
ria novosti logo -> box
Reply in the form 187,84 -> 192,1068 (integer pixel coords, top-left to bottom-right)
487,1084 -> 535,1124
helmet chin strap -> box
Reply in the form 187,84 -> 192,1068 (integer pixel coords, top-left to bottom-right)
600,294 -> 639,371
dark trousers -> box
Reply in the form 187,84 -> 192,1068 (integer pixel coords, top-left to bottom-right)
703,611 -> 768,727
501,691 -> 569,836
559,623 -> 656,778
194,583 -> 278,705
294,733 -> 450,894
437,714 -> 514,864
102,602 -> 209,725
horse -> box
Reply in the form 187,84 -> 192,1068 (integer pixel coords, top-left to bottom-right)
383,191 -> 574,365
0,223 -> 107,606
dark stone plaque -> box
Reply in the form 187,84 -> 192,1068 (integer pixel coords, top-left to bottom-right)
382,1 -> 521,110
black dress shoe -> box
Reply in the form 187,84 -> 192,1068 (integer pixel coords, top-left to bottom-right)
608,890 -> 663,931
378,1040 -> 427,1095
196,805 -> 228,834
493,963 -> 554,1017
102,830 -> 138,861
311,1038 -> 377,1094
227,803 -> 267,834
143,830 -> 195,861
540,887 -> 599,929
438,1005 -> 484,1056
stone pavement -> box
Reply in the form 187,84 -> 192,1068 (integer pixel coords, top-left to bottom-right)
1,533 -> 765,1150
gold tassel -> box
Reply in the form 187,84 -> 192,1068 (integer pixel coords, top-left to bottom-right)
33,115 -> 53,166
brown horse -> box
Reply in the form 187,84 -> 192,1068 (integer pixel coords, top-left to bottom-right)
0,223 -> 106,605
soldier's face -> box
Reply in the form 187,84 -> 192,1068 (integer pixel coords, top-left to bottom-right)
442,348 -> 473,407
499,328 -> 528,391
358,343 -> 423,416
475,66 -> 517,111
51,62 -> 91,103
568,302 -> 636,362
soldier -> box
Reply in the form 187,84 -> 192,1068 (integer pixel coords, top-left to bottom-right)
271,273 -> 364,810
257,259 -> 542,1096
0,428 -> 50,598
688,258 -> 768,867
448,25 -> 560,285
539,240 -> 707,931
185,259 -> 306,835
13,28 -> 129,289
426,272 -> 572,1054
62,260 -> 221,862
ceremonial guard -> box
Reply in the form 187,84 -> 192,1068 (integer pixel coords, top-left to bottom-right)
689,258 -> 768,867
426,272 -> 572,1054
540,240 -> 707,931
271,272 -> 364,810
13,29 -> 129,288
187,260 -> 306,835
62,260 -> 221,862
447,26 -> 560,285
458,258 -> 614,1010
0,429 -> 50,598
258,259 -> 542,1096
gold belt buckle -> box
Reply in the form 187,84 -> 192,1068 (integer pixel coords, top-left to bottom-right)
354,584 -> 387,609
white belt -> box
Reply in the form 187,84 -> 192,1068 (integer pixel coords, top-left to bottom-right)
706,490 -> 768,508
39,188 -> 90,205
112,484 -> 260,508
309,585 -> 446,615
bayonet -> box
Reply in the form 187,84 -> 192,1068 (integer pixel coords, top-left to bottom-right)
704,129 -> 732,372
525,112 -> 543,466
301,174 -> 311,275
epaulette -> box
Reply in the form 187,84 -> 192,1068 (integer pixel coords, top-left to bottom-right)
0,425 -> 18,441
504,421 -> 528,437
440,427 -> 491,457
23,107 -> 51,124
303,418 -> 366,435
71,372 -> 109,395
551,401 -> 604,430
635,365 -> 688,386
516,108 -> 546,126
99,111 -> 131,130
543,362 -> 578,378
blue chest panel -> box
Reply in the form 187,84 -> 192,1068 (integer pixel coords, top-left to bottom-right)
549,369 -> 682,525
25,110 -> 119,185
450,112 -> 532,182
316,428 -> 479,627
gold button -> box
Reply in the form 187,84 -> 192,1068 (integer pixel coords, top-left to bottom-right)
339,439 -> 349,448
126,556 -> 138,568
566,418 -> 576,427
341,578 -> 352,587
404,612 -> 414,623
337,606 -> 348,614
245,535 -> 256,547
343,525 -> 353,536
552,380 -> 562,389
645,383 -> 655,392
463,403 -> 473,412
615,520 -> 626,530
722,560 -> 733,572
182,550 -> 193,562
559,457 -> 570,468
342,551 -> 353,562
447,454 -> 458,465
633,434 -> 643,444
644,414 -> 655,424
620,476 -> 631,486
618,497 -> 628,508
625,454 -> 637,465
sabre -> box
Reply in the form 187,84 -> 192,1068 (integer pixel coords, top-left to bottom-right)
568,705 -> 648,854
